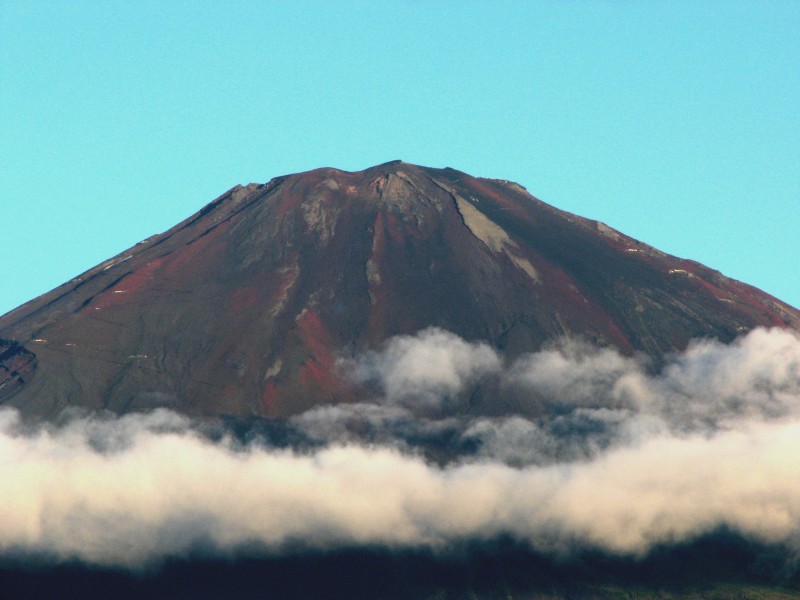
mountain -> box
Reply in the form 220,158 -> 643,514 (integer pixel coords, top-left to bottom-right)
2,162 -> 800,598
1,161 -> 798,418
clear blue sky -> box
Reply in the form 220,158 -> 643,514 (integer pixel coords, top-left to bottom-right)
1,1 -> 798,318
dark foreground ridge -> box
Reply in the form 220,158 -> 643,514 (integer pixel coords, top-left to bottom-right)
2,534 -> 798,600
1,162 -> 798,417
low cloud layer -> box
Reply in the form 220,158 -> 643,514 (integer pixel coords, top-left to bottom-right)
1,327 -> 799,570
343,327 -> 501,412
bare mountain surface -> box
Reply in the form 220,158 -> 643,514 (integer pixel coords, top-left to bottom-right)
2,161 -> 798,417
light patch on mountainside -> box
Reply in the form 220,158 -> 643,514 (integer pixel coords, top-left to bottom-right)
455,196 -> 541,283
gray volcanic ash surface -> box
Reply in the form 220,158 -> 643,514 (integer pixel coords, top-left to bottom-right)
1,161 -> 797,418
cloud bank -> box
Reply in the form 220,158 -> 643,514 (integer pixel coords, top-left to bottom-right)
1,327 -> 799,570
343,327 -> 501,412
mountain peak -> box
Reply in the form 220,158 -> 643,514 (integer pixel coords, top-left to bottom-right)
375,159 -> 406,167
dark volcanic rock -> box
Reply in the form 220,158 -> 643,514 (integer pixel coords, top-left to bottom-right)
0,339 -> 36,399
1,161 -> 798,418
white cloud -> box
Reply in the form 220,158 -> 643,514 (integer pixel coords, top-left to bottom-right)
2,410 -> 800,568
505,338 -> 642,410
344,327 -> 501,411
0,327 -> 798,570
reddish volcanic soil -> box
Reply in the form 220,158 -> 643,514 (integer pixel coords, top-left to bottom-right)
1,161 -> 798,418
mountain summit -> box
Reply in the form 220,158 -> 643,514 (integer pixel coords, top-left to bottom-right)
2,162 -> 798,417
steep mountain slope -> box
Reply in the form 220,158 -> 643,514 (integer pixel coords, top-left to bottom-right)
1,161 -> 797,417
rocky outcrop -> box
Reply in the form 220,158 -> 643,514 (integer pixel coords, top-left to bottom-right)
0,339 -> 35,402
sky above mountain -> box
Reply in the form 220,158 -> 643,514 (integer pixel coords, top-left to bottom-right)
1,1 -> 798,317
